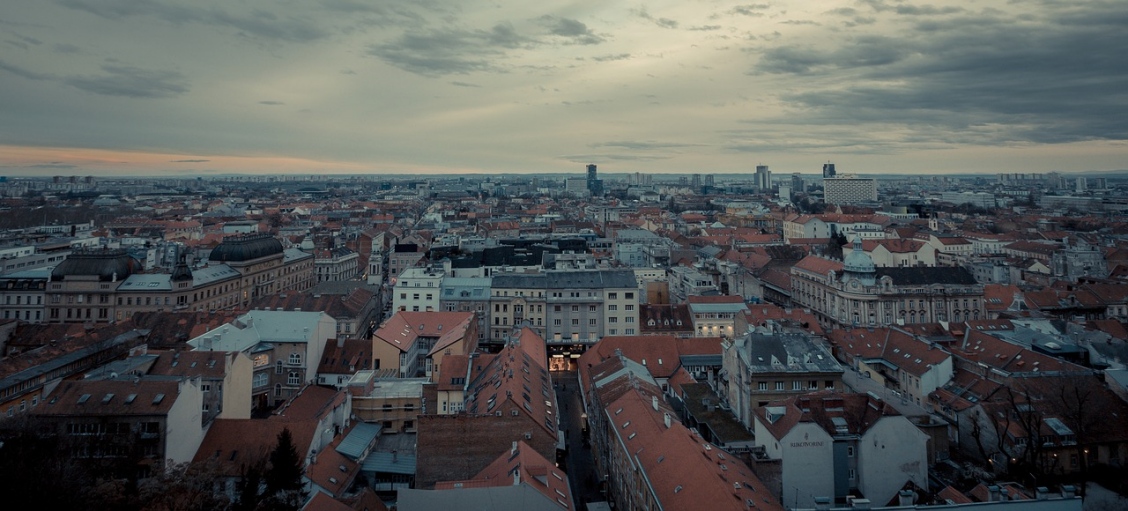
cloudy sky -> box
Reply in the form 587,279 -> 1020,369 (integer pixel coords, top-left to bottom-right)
1,0 -> 1126,177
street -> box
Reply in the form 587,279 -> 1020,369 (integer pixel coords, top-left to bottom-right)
841,365 -> 931,417
554,370 -> 603,510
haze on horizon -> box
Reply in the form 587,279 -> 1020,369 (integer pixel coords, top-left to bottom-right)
1,0 -> 1126,178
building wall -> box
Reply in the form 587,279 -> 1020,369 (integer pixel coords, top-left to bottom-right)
777,423 -> 835,509
221,352 -> 254,419
857,417 -> 929,508
165,379 -> 207,465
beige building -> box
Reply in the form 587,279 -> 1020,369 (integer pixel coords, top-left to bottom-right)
722,332 -> 844,427
45,235 -> 314,324
349,373 -> 427,433
372,311 -> 478,380
791,239 -> 986,329
687,295 -> 745,338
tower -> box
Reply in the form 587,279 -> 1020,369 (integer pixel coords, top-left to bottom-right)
755,165 -> 772,191
822,162 -> 836,178
586,164 -> 603,195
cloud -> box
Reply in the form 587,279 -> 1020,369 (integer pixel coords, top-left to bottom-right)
171,159 -> 209,163
27,163 -> 77,169
632,7 -> 679,29
731,4 -> 770,16
55,0 -> 328,42
449,81 -> 480,87
744,12 -> 1128,149
258,100 -> 284,105
63,65 -> 189,98
368,28 -> 507,76
52,43 -> 82,53
537,15 -> 605,45
591,141 -> 700,150
591,53 -> 631,62
558,153 -> 673,163
688,25 -> 722,31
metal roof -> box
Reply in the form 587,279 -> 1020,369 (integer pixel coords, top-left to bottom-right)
361,451 -> 417,475
335,422 -> 382,461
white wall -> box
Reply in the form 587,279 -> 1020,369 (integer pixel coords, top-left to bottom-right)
165,379 -> 207,465
858,417 -> 929,508
780,423 -> 835,509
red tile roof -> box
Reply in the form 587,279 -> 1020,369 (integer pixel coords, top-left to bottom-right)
434,440 -> 573,509
373,311 -> 475,353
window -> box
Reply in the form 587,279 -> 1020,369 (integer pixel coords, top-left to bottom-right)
625,304 -> 634,311
847,446 -> 855,457
825,380 -> 835,389
274,384 -> 282,397
626,317 -> 635,323
571,305 -> 579,312
571,319 -> 579,326
288,371 -> 300,385
289,353 -> 302,365
608,293 -> 618,299
201,384 -> 211,393
275,361 -> 283,374
758,382 -> 768,391
625,292 -> 634,299
554,319 -> 562,326
775,381 -> 784,391
253,372 -> 268,388
625,328 -> 635,334
608,305 -> 617,311
809,380 -> 819,390
849,469 -> 856,480
792,381 -> 802,391
554,305 -> 561,312
589,319 -> 597,326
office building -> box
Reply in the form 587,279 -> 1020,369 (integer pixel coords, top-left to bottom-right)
823,176 -> 878,205
823,162 -> 836,178
755,165 -> 772,191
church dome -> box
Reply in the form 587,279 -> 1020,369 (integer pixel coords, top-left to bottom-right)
842,237 -> 876,274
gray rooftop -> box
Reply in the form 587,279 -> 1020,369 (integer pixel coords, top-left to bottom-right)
734,333 -> 844,373
335,422 -> 382,461
361,451 -> 417,475
397,486 -> 563,511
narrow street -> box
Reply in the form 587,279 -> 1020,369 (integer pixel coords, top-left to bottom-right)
841,365 -> 931,417
554,370 -> 603,510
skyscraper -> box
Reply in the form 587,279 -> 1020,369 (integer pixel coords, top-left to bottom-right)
791,173 -> 804,194
586,164 -> 603,195
755,165 -> 772,192
822,162 -> 836,178
691,173 -> 702,190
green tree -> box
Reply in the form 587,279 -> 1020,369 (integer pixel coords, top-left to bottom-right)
261,428 -> 306,511
233,462 -> 263,511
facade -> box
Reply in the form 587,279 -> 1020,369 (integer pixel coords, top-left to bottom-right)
350,377 -> 427,433
438,277 -> 491,344
823,177 -> 878,205
791,240 -> 985,328
755,165 -> 772,191
371,311 -> 478,379
45,236 -> 314,324
754,392 -> 929,509
843,239 -> 936,268
489,270 -> 640,348
687,294 -> 746,338
33,377 -> 208,473
186,310 -> 336,408
0,268 -> 48,323
722,332 -> 844,428
314,247 -> 360,283
392,267 -> 444,313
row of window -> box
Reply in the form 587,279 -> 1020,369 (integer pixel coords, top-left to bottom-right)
756,380 -> 836,391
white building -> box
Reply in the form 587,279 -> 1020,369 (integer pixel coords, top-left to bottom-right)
392,267 -> 445,313
824,177 -> 878,205
754,392 -> 929,509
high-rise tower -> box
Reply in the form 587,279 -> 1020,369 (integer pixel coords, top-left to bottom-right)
822,162 -> 836,178
586,164 -> 603,195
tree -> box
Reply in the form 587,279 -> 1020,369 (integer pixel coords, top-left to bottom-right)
261,428 -> 306,511
233,462 -> 263,511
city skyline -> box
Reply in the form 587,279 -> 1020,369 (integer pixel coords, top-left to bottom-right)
2,0 -> 1126,176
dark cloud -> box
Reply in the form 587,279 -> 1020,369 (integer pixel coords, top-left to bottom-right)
63,65 -> 189,98
258,100 -> 284,105
591,53 -> 631,62
52,43 -> 82,53
538,16 -> 605,45
731,4 -> 770,16
632,7 -> 679,29
0,59 -> 49,80
449,81 -> 480,87
367,28 -> 506,76
746,10 -> 1128,149
171,159 -> 209,163
755,36 -> 909,74
688,25 -> 722,31
56,0 -> 327,42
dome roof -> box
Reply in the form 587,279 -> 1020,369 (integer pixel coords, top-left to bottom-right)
51,249 -> 139,282
209,234 -> 284,263
842,237 -> 876,274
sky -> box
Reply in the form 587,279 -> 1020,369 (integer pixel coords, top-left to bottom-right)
1,0 -> 1126,177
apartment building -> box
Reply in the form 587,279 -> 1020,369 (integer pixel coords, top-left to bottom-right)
722,332 -> 844,428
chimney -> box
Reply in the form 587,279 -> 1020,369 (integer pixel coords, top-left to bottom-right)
898,490 -> 914,506
1061,485 -> 1076,499
987,485 -> 1000,502
814,497 -> 831,511
1035,487 -> 1050,500
850,498 -> 870,509
652,395 -> 659,411
663,413 -> 671,429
